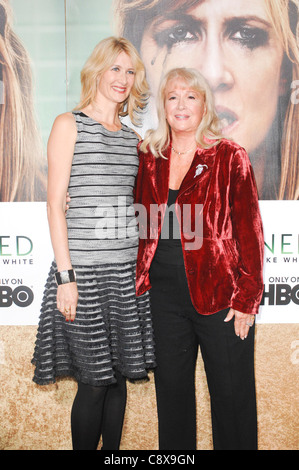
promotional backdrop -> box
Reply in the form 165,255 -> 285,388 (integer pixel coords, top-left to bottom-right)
0,0 -> 298,325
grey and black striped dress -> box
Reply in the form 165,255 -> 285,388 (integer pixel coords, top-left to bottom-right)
32,112 -> 156,386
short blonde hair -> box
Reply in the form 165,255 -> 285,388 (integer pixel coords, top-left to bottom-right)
140,67 -> 223,158
74,36 -> 149,126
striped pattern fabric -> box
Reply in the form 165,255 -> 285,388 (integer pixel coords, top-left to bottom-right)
32,262 -> 155,386
66,112 -> 140,266
32,112 -> 156,386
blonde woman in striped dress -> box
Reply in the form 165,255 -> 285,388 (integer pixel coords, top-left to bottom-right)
32,37 -> 155,451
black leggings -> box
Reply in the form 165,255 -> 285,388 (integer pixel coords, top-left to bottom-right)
71,370 -> 127,450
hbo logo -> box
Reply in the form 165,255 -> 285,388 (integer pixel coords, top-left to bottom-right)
0,286 -> 34,308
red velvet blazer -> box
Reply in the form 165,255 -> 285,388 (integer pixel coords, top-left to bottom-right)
134,139 -> 264,315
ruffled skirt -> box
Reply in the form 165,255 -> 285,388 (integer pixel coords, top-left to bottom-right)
32,261 -> 156,386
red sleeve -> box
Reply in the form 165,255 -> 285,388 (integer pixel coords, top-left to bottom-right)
229,147 -> 264,314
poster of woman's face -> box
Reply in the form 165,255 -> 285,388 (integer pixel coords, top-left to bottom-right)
115,0 -> 299,200
1,0 -> 298,201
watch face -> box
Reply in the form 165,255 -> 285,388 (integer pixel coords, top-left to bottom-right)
55,270 -> 76,285
60,271 -> 70,284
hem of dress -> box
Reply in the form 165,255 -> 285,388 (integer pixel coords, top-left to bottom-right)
32,360 -> 156,387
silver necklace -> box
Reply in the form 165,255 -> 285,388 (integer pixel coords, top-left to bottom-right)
171,146 -> 197,156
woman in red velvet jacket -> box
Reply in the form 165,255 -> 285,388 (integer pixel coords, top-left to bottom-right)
134,68 -> 264,450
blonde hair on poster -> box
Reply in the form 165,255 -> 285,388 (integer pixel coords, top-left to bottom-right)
0,0 -> 46,202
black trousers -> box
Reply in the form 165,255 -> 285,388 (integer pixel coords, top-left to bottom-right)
149,259 -> 257,450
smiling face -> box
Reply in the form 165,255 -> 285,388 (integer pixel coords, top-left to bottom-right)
97,51 -> 136,105
140,0 -> 285,154
164,77 -> 206,135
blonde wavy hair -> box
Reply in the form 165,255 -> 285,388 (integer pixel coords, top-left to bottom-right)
264,0 -> 299,199
115,0 -> 299,199
140,67 -> 223,158
74,36 -> 149,127
0,0 -> 46,201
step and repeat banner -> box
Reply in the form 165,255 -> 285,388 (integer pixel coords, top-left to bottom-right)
0,0 -> 298,326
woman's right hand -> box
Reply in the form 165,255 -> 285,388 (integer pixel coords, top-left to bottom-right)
57,282 -> 79,322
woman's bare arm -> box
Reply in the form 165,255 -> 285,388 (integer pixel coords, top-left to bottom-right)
47,112 -> 78,321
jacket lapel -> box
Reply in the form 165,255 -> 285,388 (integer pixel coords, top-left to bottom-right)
179,146 -> 217,202
152,143 -> 218,205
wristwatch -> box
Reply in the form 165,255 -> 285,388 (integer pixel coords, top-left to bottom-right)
55,269 -> 76,286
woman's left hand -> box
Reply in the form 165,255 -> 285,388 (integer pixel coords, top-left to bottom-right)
224,308 -> 255,340
65,192 -> 71,213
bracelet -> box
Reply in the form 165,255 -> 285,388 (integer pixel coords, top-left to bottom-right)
55,269 -> 76,286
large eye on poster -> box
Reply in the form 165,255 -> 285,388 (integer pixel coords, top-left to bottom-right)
114,0 -> 299,201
